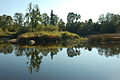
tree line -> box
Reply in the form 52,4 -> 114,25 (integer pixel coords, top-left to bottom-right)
0,3 -> 120,36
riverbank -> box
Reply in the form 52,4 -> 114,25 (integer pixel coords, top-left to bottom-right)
88,33 -> 120,43
17,31 -> 85,45
0,31 -> 86,45
0,31 -> 16,43
0,32 -> 16,38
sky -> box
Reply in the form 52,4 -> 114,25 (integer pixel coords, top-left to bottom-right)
0,0 -> 120,22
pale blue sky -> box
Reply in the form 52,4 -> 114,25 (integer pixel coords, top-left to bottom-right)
0,0 -> 120,22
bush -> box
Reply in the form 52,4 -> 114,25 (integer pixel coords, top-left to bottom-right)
18,31 -> 80,44
36,25 -> 59,32
0,28 -> 3,32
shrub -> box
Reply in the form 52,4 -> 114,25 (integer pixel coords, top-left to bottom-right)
0,28 -> 3,32
18,31 -> 80,44
36,25 -> 59,32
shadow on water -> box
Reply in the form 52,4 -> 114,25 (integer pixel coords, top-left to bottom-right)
0,42 -> 120,73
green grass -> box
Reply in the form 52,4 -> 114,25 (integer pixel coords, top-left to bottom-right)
0,28 -> 16,37
18,31 -> 81,44
19,31 -> 79,38
0,32 -> 16,38
37,25 -> 59,31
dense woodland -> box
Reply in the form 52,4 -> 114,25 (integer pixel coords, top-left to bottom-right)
0,3 -> 120,36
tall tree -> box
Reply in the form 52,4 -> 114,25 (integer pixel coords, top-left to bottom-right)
14,13 -> 24,32
0,15 -> 13,31
41,13 -> 50,26
67,12 -> 80,24
66,12 -> 81,33
58,19 -> 65,31
98,13 -> 120,33
86,19 -> 94,34
50,10 -> 59,26
25,3 -> 42,31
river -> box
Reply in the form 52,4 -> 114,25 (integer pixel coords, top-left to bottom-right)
0,43 -> 120,80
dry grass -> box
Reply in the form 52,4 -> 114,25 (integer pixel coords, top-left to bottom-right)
19,31 -> 79,38
18,31 -> 80,44
0,31 -> 16,38
88,33 -> 120,43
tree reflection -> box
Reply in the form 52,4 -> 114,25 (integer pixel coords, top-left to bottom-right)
1,43 -> 120,74
14,45 -> 27,56
14,45 -> 60,73
83,43 -> 120,58
26,49 -> 43,73
67,48 -> 80,57
39,48 -> 59,59
15,47 -> 43,73
0,43 -> 14,54
0,43 -> 81,74
97,47 -> 120,57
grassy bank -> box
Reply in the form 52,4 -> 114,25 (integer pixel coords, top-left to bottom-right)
0,31 -> 16,43
0,32 -> 16,38
88,34 -> 120,43
18,31 -> 83,44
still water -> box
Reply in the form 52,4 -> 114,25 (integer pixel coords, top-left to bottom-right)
0,43 -> 120,80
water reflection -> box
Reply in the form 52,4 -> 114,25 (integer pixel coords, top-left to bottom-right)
0,43 -> 120,73
0,43 -> 14,54
26,51 -> 43,73
67,48 -> 80,57
83,43 -> 120,57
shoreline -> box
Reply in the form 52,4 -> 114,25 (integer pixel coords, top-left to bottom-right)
0,31 -> 86,45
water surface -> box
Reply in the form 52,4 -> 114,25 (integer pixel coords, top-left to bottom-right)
0,43 -> 120,80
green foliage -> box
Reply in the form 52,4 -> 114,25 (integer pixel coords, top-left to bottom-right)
0,2 -> 120,38
50,10 -> 59,26
25,3 -> 42,31
41,13 -> 50,26
61,32 -> 80,40
36,25 -> 59,32
67,12 -> 81,24
58,19 -> 65,31
66,12 -> 81,34
98,13 -> 120,33
19,31 -> 79,38
0,15 -> 14,32
18,31 -> 80,44
65,12 -> 120,36
14,13 -> 24,33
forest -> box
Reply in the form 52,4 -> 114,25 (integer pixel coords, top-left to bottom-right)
0,3 -> 120,44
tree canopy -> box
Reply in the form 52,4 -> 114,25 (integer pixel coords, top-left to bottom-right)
0,3 -> 120,36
